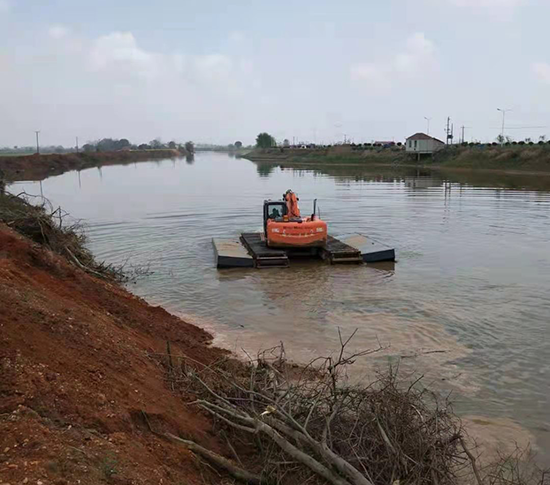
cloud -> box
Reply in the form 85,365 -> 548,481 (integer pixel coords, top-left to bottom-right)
0,26 -> 264,145
0,0 -> 9,13
86,31 -> 246,95
533,62 -> 550,84
48,24 -> 70,39
351,32 -> 437,88
89,32 -> 158,78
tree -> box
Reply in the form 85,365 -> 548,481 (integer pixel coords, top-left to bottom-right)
168,141 -> 177,149
82,144 -> 95,153
185,141 -> 195,154
138,143 -> 150,150
150,138 -> 163,149
234,141 -> 243,148
97,138 -> 115,151
256,132 -> 276,148
115,138 -> 130,150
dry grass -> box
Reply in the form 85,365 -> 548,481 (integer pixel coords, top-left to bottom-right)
0,191 -> 125,281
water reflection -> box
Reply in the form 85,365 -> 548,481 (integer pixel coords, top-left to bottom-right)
252,160 -> 550,191
256,163 -> 275,177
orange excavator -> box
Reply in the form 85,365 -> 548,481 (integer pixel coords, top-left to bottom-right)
263,190 -> 328,248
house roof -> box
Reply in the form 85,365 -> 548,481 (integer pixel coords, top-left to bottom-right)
406,132 -> 445,144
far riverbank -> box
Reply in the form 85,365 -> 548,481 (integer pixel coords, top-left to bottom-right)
0,148 -> 187,182
244,143 -> 550,173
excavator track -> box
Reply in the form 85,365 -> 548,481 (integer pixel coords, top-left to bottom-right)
320,236 -> 363,264
240,233 -> 290,268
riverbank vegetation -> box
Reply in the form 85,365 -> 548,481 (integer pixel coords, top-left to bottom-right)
245,141 -> 550,173
0,137 -> 195,156
0,191 -> 124,280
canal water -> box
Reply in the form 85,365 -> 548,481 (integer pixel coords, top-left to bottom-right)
12,152 -> 550,458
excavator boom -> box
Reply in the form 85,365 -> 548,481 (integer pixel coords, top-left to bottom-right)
285,190 -> 301,218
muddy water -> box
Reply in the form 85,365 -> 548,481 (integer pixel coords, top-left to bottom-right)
13,153 -> 550,459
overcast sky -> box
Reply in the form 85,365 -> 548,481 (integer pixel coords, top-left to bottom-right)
1,0 -> 550,147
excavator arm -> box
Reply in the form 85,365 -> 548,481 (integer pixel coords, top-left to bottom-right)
284,190 -> 301,218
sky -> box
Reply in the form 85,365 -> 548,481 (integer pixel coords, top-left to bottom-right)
1,0 -> 550,147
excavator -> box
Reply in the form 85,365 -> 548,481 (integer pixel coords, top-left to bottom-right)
263,190 -> 328,248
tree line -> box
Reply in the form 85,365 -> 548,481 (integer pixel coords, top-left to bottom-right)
0,138 -> 195,155
82,138 -> 194,154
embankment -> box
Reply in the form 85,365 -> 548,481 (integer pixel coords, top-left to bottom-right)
244,147 -> 406,166
245,144 -> 550,173
0,149 -> 185,182
0,222 -> 233,484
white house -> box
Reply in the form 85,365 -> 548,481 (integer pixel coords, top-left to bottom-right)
405,133 -> 445,154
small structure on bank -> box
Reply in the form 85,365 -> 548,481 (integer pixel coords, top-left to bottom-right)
406,133 -> 445,155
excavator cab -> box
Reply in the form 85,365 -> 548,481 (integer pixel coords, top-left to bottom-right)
263,191 -> 328,248
263,201 -> 287,236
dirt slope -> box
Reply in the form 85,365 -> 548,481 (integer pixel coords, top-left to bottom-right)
0,224 -> 229,484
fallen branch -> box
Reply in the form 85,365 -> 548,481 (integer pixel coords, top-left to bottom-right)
460,436 -> 484,485
165,433 -> 262,484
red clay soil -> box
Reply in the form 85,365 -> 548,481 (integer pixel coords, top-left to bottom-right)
0,150 -> 183,182
0,224 -> 235,485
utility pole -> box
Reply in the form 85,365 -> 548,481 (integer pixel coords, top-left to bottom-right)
445,117 -> 453,145
35,131 -> 40,154
76,136 -> 79,153
497,108 -> 511,143
461,126 -> 465,144
424,117 -> 431,135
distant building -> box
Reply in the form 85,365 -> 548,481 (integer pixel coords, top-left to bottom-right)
405,133 -> 445,154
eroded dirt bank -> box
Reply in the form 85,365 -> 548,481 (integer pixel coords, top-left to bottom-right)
0,224 -> 230,484
0,150 -> 184,182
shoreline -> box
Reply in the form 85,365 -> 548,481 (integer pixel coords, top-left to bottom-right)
246,156 -> 550,178
244,144 -> 550,174
0,148 -> 188,182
